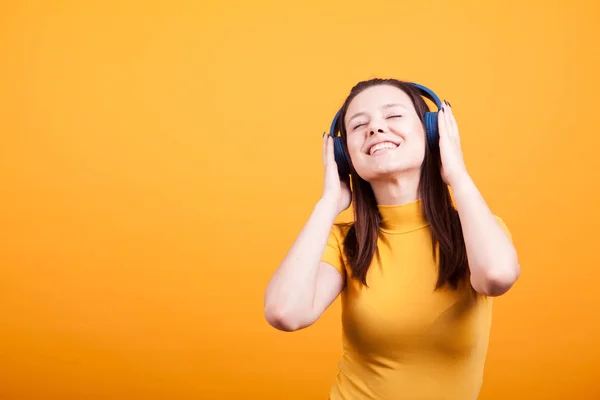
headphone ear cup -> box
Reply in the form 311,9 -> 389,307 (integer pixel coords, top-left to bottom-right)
424,111 -> 440,149
332,135 -> 351,179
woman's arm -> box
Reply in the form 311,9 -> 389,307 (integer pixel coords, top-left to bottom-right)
451,175 -> 521,296
437,101 -> 520,296
264,135 -> 351,331
264,198 -> 344,331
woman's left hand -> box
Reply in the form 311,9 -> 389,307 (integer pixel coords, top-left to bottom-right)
438,101 -> 469,186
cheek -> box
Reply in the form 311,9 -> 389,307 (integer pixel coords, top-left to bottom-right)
405,124 -> 426,148
345,136 -> 363,160
412,132 -> 426,149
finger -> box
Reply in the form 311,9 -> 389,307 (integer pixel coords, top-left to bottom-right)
327,135 -> 336,167
443,101 -> 454,139
438,104 -> 447,138
445,100 -> 458,139
322,133 -> 327,165
446,102 -> 460,140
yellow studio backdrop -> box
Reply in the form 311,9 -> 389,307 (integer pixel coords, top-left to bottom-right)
1,1 -> 598,399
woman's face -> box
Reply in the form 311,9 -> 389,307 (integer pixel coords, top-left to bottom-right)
344,84 -> 426,182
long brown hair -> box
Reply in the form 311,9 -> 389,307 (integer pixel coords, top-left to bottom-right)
336,78 -> 468,290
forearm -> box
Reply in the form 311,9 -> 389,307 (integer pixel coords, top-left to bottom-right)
451,174 -> 520,296
264,197 -> 339,321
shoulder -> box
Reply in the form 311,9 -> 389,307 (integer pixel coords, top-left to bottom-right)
328,222 -> 353,244
322,222 -> 354,277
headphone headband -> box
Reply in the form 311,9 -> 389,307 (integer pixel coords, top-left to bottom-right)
408,82 -> 443,110
329,82 -> 441,137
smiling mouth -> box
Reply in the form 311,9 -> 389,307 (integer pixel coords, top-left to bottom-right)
368,141 -> 400,155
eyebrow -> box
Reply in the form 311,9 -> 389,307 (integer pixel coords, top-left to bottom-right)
347,103 -> 406,125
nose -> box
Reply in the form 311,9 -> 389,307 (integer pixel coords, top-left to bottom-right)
368,119 -> 387,135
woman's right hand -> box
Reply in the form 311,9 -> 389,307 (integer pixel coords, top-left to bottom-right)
322,134 -> 351,215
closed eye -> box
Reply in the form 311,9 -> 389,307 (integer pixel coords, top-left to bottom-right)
387,115 -> 402,119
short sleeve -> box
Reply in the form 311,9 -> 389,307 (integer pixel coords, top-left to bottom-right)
321,224 -> 347,277
494,215 -> 513,242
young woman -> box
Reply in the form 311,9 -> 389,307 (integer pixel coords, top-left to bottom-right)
264,78 -> 520,399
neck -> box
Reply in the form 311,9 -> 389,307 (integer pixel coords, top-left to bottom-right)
369,168 -> 421,205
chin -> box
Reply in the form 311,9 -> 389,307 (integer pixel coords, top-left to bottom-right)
351,149 -> 423,182
355,159 -> 422,182
356,161 -> 415,182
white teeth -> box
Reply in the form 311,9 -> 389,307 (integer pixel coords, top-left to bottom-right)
369,141 -> 398,155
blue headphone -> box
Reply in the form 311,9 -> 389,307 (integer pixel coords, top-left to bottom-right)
328,82 -> 443,178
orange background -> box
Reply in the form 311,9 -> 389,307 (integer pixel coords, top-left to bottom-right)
1,1 -> 599,399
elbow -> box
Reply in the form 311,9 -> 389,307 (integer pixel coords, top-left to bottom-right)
472,259 -> 521,297
264,304 -> 309,332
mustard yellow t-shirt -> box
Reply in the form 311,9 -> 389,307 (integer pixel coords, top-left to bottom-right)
321,199 -> 512,400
